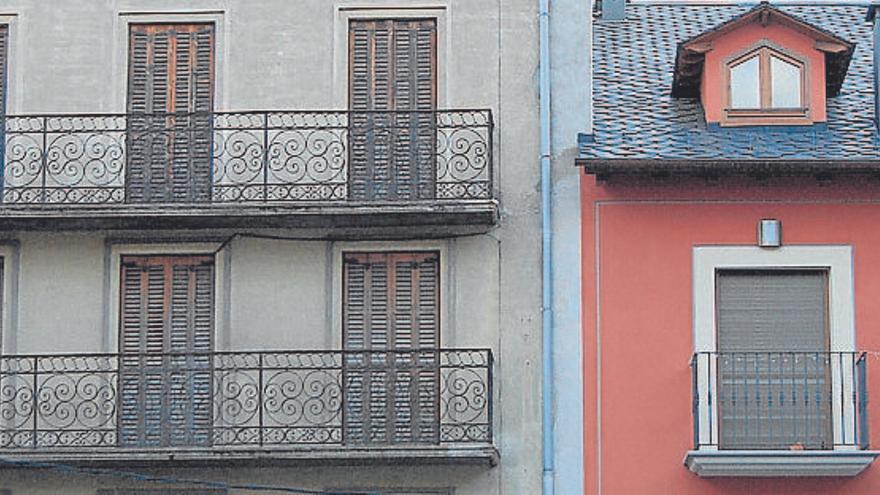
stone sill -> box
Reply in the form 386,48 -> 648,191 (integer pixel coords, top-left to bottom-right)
0,445 -> 499,468
685,449 -> 880,477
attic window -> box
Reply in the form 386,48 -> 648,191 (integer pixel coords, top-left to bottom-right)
724,45 -> 810,126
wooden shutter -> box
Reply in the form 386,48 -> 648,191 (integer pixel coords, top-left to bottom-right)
97,490 -> 226,495
126,24 -> 214,203
348,19 -> 437,201
119,255 -> 214,447
716,270 -> 832,449
343,252 -> 440,445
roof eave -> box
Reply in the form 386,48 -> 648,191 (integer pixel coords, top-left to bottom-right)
577,158 -> 880,179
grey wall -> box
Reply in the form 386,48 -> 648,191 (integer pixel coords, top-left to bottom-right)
550,0 -> 591,494
0,0 -> 543,494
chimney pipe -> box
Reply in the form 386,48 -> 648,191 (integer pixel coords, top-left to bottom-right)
601,0 -> 626,21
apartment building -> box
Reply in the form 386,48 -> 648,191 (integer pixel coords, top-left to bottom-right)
578,1 -> 880,493
0,1 -> 542,494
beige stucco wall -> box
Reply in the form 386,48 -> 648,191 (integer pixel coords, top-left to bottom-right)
0,0 -> 541,493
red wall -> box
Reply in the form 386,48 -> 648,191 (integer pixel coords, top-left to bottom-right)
581,174 -> 880,494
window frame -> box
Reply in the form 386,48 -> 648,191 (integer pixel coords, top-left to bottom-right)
692,246 -> 857,451
722,43 -> 811,126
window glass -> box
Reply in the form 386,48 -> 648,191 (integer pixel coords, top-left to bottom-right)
729,56 -> 760,109
771,56 -> 802,108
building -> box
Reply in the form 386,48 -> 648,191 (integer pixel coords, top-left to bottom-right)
579,0 -> 880,493
0,1 -> 543,494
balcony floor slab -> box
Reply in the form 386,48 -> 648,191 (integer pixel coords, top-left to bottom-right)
0,200 -> 499,235
0,445 -> 498,468
685,449 -> 880,477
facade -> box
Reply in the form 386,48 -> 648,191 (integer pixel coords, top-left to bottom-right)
0,1 -> 543,494
580,1 -> 880,494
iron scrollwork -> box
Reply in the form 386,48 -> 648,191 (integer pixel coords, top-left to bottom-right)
1,110 -> 492,205
0,348 -> 492,451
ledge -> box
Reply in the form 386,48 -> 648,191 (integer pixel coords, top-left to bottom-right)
0,200 -> 499,235
685,450 -> 880,477
577,158 -> 880,180
0,445 -> 499,468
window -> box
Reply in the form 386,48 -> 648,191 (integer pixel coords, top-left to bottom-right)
97,490 -> 226,495
338,490 -> 451,495
127,23 -> 215,202
686,247 -> 876,477
348,19 -> 437,200
715,270 -> 831,450
118,255 -> 215,448
724,45 -> 809,125
342,251 -> 441,445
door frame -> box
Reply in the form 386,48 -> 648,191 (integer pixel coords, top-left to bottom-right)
331,240 -> 451,350
692,245 -> 856,450
106,242 -> 229,354
112,11 -> 226,113
332,6 -> 449,110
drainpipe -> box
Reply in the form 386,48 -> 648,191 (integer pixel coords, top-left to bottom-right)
539,0 -> 554,494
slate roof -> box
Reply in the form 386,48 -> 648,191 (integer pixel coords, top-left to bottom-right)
580,3 -> 880,173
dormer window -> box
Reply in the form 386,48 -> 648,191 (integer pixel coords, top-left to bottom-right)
672,4 -> 854,129
725,45 -> 809,125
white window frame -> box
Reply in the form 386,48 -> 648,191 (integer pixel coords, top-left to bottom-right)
692,245 -> 857,450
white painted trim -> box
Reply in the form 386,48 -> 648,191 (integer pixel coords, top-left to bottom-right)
332,2 -> 450,109
0,242 -> 19,354
692,245 -> 856,449
330,240 -> 451,350
106,242 -> 228,353
0,13 -> 22,114
111,10 -> 227,113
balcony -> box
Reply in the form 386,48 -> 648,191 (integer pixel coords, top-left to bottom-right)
686,351 -> 879,477
0,349 -> 496,466
0,110 -> 496,232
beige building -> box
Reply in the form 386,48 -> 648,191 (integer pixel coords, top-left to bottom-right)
0,1 -> 541,494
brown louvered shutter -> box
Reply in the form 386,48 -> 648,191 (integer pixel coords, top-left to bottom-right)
119,256 -> 214,447
126,24 -> 214,203
715,270 -> 832,450
343,252 -> 440,445
348,19 -> 437,201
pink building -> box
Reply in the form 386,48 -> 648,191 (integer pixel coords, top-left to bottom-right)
579,2 -> 880,493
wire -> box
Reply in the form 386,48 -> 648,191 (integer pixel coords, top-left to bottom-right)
0,457 -> 379,495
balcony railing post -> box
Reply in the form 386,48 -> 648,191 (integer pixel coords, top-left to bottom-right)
858,352 -> 870,449
31,356 -> 38,449
262,112 -> 269,202
487,349 -> 494,443
40,116 -> 48,204
488,110 -> 495,199
258,352 -> 264,447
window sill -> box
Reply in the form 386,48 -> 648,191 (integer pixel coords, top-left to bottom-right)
721,108 -> 812,127
684,450 -> 880,477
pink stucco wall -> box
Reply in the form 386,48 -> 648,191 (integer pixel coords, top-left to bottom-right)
582,175 -> 880,494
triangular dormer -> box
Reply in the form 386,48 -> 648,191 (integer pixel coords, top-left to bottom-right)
672,3 -> 854,127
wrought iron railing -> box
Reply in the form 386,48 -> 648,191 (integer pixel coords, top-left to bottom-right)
691,351 -> 869,450
0,110 -> 493,205
0,349 -> 492,451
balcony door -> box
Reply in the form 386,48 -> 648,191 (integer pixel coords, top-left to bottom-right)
716,269 -> 832,450
348,19 -> 437,201
126,23 -> 214,203
342,252 -> 440,445
118,255 -> 214,447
